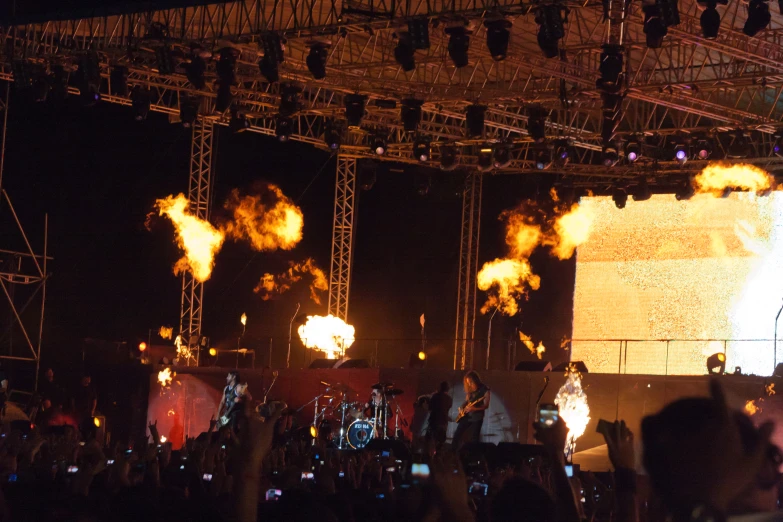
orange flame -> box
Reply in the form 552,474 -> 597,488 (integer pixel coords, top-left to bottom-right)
518,331 -> 545,359
298,315 -> 355,359
155,194 -> 225,282
477,259 -> 540,315
158,368 -> 173,387
255,258 -> 328,304
694,164 -> 774,195
535,342 -> 546,359
766,383 -> 776,396
546,203 -> 594,260
554,365 -> 591,454
745,399 -> 762,416
158,326 -> 173,340
222,186 -> 303,252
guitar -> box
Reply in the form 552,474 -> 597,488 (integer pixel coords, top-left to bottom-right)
217,383 -> 248,428
456,397 -> 485,423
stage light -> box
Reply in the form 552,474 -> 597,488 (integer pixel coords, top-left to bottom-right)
309,425 -> 317,438
306,43 -> 328,79
700,1 -> 722,38
413,139 -> 431,162
139,342 -> 147,352
416,174 -> 432,196
485,19 -> 512,61
465,104 -> 486,138
258,55 -> 279,83
371,136 -> 387,156
279,84 -> 300,117
184,55 -> 206,89
32,72 -> 50,102
536,5 -> 566,59
727,131 -> 750,159
215,83 -> 233,112
229,112 -> 250,133
324,120 -> 341,150
603,146 -> 619,167
612,186 -> 628,208
632,176 -> 652,201
394,32 -> 416,71
554,139 -> 571,167
78,52 -> 101,107
439,144 -> 459,171
276,115 -> 293,142
155,46 -> 175,75
643,5 -> 668,48
11,60 -> 31,90
359,161 -> 377,190
675,178 -> 695,200
93,417 -> 101,428
446,26 -> 470,68
707,352 -> 726,375
493,143 -> 512,169
527,107 -> 547,142
401,98 -> 423,132
477,146 -> 494,172
110,66 -> 128,96
535,149 -> 552,170
598,44 -> 623,88
696,137 -> 713,159
344,94 -> 366,128
209,347 -> 217,357
733,366 -> 742,375
672,138 -> 689,164
625,140 -> 642,162
180,97 -> 200,128
409,350 -> 427,368
744,0 -> 770,37
216,48 -> 238,87
408,18 -> 430,49
131,86 -> 151,121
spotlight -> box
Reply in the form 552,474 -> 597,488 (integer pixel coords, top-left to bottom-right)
215,83 -> 233,112
625,139 -> 642,162
612,186 -> 628,208
700,0 -> 723,39
535,5 -> 566,59
229,111 -> 250,133
93,417 -> 101,428
408,18 -> 430,50
674,143 -> 688,164
493,143 -> 512,169
477,146 -> 494,172
485,19 -> 512,61
276,115 -> 293,142
344,94 -> 366,128
179,97 -> 200,128
439,145 -> 459,171
371,135 -> 387,156
258,55 -> 279,83
727,131 -> 750,159
643,5 -> 668,48
155,46 -> 175,75
707,352 -> 726,375
401,98 -> 423,132
744,0 -> 770,37
603,146 -> 619,167
527,107 -> 547,142
535,149 -> 551,170
306,43 -> 328,79
553,139 -> 571,167
309,425 -> 318,438
216,47 -> 238,86
209,347 -> 217,357
675,178 -> 696,200
632,176 -> 652,201
446,26 -> 470,68
279,84 -> 301,117
598,44 -> 623,89
131,86 -> 151,121
109,66 -> 128,96
78,52 -> 101,107
184,55 -> 207,89
324,120 -> 341,150
138,342 -> 147,352
413,139 -> 431,162
465,104 -> 486,138
394,32 -> 416,72
696,137 -> 713,159
409,350 -> 427,368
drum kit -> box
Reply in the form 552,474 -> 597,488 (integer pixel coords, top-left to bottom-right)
303,380 -> 405,449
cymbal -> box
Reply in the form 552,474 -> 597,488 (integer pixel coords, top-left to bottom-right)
371,382 -> 394,390
385,389 -> 404,397
332,382 -> 356,393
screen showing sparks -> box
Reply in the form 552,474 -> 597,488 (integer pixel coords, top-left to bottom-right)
571,193 -> 783,376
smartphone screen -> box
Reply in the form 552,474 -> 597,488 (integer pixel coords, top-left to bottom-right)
565,464 -> 573,478
469,482 -> 488,496
411,463 -> 430,484
106,459 -> 115,466
538,403 -> 559,426
265,488 -> 282,501
301,472 -> 314,481
202,473 -> 213,481
381,450 -> 390,458
8,474 -> 17,482
67,465 -> 79,474
338,471 -> 345,478
385,466 -> 395,473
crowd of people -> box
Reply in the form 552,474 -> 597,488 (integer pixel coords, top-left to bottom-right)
0,372 -> 778,521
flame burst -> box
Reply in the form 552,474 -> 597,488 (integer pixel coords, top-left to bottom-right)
160,435 -> 167,443
158,326 -> 173,340
766,383 -> 776,396
222,186 -> 303,252
745,399 -> 763,416
298,315 -> 355,359
554,365 -> 591,455
255,258 -> 328,304
518,331 -> 546,359
478,201 -> 593,315
155,194 -> 225,282
694,164 -> 775,195
158,368 -> 173,387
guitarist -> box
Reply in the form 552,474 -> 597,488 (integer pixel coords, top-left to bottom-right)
216,371 -> 242,432
453,371 -> 491,450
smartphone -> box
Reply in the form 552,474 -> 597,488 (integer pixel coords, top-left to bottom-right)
125,449 -> 133,456
106,459 -> 115,466
386,466 -> 395,473
221,445 -> 226,449
180,465 -> 185,470
301,472 -> 314,481
67,465 -> 79,474
8,474 -> 17,482
376,493 -> 385,499
381,450 -> 390,458
265,488 -> 282,501
469,482 -> 488,496
78,441 -> 85,446
538,403 -> 559,427
596,419 -> 614,438
565,464 -> 573,477
202,473 -> 213,481
411,463 -> 430,484
338,471 -> 345,478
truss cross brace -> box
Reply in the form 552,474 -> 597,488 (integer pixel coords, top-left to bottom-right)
454,172 -> 482,370
328,156 -> 357,322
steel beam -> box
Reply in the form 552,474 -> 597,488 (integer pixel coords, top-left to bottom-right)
454,172 -> 482,371
328,156 -> 356,322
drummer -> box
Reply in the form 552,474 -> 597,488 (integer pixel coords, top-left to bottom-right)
363,389 -> 392,420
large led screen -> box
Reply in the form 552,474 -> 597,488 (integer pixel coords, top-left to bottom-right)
571,193 -> 783,376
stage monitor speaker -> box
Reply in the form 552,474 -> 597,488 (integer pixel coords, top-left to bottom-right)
365,438 -> 411,461
334,358 -> 370,369
553,361 -> 589,373
514,361 -> 553,372
494,442 -> 549,468
309,359 -> 336,369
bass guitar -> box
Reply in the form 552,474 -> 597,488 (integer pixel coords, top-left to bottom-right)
456,397 -> 485,423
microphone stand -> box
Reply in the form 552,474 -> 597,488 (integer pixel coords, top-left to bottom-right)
775,300 -> 783,372
287,303 -> 300,369
486,307 -> 499,370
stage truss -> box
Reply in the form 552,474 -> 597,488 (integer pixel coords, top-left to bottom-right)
4,0 -> 783,366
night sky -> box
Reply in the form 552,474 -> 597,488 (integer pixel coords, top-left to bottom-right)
0,89 -> 575,379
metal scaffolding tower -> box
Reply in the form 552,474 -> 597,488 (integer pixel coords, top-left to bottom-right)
454,173 -> 482,370
328,156 -> 357,322
179,118 -> 214,360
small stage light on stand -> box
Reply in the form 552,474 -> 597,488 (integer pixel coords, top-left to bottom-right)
707,352 -> 726,375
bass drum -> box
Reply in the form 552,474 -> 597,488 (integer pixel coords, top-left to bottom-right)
347,419 -> 374,449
